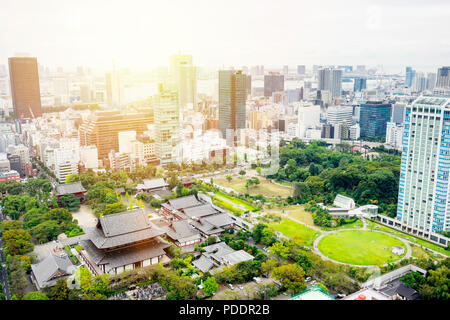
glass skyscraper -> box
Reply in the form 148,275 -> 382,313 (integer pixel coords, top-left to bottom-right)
359,101 -> 392,137
218,70 -> 247,140
397,96 -> 450,233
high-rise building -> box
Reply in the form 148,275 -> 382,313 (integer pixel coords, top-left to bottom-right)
353,77 -> 367,92
405,66 -> 415,88
105,62 -> 123,107
283,65 -> 289,76
297,65 -> 306,75
170,52 -> 197,108
391,103 -> 406,125
326,105 -> 353,126
427,73 -> 437,91
397,96 -> 450,233
385,122 -> 403,150
8,56 -> 42,119
436,66 -> 450,88
264,73 -> 284,97
218,70 -> 247,139
359,101 -> 392,137
412,72 -> 427,93
79,111 -> 153,159
317,67 -> 342,98
246,75 -> 252,97
153,86 -> 179,164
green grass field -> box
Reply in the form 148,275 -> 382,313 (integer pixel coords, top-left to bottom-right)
366,220 -> 450,257
214,191 -> 259,211
318,230 -> 406,266
268,218 -> 321,246
214,177 -> 292,198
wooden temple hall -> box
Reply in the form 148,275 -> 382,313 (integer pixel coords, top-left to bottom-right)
79,209 -> 171,275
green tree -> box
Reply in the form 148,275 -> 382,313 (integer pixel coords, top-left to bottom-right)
272,264 -> 307,294
268,242 -> 290,261
59,194 -> 81,211
203,277 -> 218,297
22,291 -> 49,300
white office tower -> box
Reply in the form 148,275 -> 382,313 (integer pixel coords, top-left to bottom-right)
118,131 -> 137,154
297,102 -> 321,138
54,148 -> 79,184
79,145 -> 98,169
385,122 -> 403,150
412,72 -> 427,93
326,105 -> 353,126
170,52 -> 197,110
397,96 -> 450,234
130,140 -> 145,166
53,77 -> 70,105
349,124 -> 360,140
427,73 -> 437,91
154,86 -> 180,164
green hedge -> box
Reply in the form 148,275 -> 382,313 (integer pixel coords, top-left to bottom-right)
64,245 -> 78,264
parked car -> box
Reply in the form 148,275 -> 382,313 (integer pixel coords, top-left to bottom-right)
227,284 -> 235,290
311,280 -> 317,285
305,277 -> 312,282
253,277 -> 261,283
237,284 -> 244,290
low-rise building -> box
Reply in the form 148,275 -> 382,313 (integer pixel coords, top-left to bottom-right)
30,254 -> 77,290
79,209 -> 171,275
55,181 -> 86,200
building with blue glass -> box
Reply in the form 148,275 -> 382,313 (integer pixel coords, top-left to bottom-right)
359,101 -> 392,137
397,96 -> 450,234
405,66 -> 416,88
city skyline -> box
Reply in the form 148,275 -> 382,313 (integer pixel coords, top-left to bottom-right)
1,0 -> 450,72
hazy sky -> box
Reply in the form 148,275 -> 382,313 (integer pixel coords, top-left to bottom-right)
1,0 -> 449,73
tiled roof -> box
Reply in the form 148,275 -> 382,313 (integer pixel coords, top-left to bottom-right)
85,209 -> 166,249
167,195 -> 202,210
31,254 -> 76,288
55,182 -> 86,196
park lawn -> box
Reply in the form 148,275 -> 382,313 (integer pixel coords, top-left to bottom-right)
268,218 -> 320,246
214,177 -> 292,198
318,230 -> 406,266
215,191 -> 259,211
212,197 -> 244,215
285,207 -> 315,227
366,220 -> 449,257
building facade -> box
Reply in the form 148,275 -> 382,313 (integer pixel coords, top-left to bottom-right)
8,56 -> 42,119
397,96 -> 450,234
218,70 -> 247,140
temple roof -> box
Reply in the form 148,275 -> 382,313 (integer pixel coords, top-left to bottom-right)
85,209 -> 165,249
55,181 -> 86,196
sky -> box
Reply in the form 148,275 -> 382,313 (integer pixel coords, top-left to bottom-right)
0,0 -> 449,73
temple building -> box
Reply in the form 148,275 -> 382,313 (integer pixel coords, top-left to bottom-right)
79,209 -> 171,275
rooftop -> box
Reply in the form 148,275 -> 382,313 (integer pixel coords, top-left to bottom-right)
55,181 -> 86,196
31,254 -> 77,289
289,286 -> 334,300
85,209 -> 165,249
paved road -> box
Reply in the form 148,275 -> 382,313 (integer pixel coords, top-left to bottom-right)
0,213 -> 12,300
